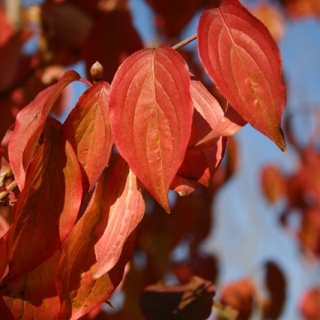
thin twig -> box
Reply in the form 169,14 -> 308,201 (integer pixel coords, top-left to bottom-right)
172,33 -> 198,50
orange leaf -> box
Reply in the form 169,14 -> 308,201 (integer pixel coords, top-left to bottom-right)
62,81 -> 113,192
109,45 -> 193,211
57,157 -> 139,320
198,0 -> 286,151
8,70 -> 81,190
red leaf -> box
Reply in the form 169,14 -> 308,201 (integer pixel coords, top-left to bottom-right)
0,29 -> 33,92
82,10 -> 143,83
8,70 -> 81,190
4,122 -> 82,281
109,45 -> 193,211
0,7 -> 13,46
94,156 -> 145,278
299,287 -> 320,320
173,109 -> 226,191
189,75 -> 246,148
0,249 -> 61,320
198,0 -> 286,151
171,78 -> 227,194
56,159 -> 138,320
62,81 -> 113,192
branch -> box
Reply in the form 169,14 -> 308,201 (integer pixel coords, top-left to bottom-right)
172,33 -> 198,50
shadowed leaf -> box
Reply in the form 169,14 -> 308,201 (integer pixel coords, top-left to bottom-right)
0,250 -> 61,320
3,122 -> 82,282
140,276 -> 215,320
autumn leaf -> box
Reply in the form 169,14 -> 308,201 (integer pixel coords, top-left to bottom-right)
198,0 -> 286,151
0,29 -> 33,92
57,156 -> 140,320
0,250 -> 61,320
62,81 -> 113,192
94,155 -> 145,279
8,70 -> 81,190
109,45 -> 193,211
189,75 -> 246,148
3,121 -> 82,282
171,76 -> 228,195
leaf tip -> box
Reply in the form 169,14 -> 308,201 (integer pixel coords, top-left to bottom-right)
275,127 -> 286,153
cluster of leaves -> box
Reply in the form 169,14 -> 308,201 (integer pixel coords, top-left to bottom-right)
0,0 -> 288,319
261,114 -> 320,320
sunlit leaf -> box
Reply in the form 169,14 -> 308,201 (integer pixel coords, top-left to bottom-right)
8,70 -> 81,190
62,81 -> 113,192
94,155 -> 145,278
4,121 -> 82,281
189,75 -> 246,148
110,45 -> 193,211
57,158 -> 139,320
198,0 -> 286,151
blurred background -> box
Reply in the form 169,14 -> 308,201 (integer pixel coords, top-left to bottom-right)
1,0 -> 320,319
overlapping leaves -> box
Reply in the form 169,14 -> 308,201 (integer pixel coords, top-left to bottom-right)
0,0 -> 288,318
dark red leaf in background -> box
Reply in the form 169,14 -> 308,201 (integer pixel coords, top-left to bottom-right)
41,2 -> 92,51
62,81 -> 113,192
4,122 -> 82,281
198,0 -> 286,151
0,30 -> 33,92
8,70 -> 81,190
0,6 -> 13,46
82,10 -> 143,83
171,76 -> 226,195
262,261 -> 286,320
0,250 -> 61,320
57,158 -> 138,320
140,276 -> 215,320
109,45 -> 193,211
145,0 -> 204,37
